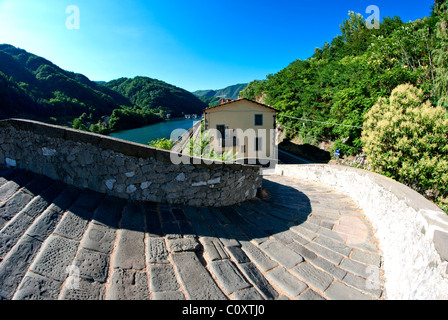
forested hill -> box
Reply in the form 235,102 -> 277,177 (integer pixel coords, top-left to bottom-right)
0,44 -> 207,133
193,83 -> 248,106
240,5 -> 446,155
104,77 -> 207,118
0,44 -> 131,121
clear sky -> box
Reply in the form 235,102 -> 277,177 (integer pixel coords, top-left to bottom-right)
0,0 -> 434,92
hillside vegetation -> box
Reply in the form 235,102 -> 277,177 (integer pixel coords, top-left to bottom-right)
240,2 -> 448,212
241,8 -> 445,153
0,44 -> 130,121
104,77 -> 207,118
193,83 -> 247,106
0,44 -> 206,133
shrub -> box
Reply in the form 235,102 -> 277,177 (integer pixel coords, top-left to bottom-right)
148,138 -> 174,150
361,84 -> 448,213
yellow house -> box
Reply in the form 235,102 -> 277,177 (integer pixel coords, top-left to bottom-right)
203,98 -> 277,165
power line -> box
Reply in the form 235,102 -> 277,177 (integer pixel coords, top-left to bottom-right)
279,124 -> 363,152
278,114 -> 364,129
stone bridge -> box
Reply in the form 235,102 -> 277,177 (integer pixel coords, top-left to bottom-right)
0,119 -> 446,300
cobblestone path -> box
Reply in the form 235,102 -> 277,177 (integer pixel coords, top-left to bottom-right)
0,168 -> 385,300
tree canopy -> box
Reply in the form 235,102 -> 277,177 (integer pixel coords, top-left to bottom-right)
0,44 -> 206,133
240,5 -> 445,155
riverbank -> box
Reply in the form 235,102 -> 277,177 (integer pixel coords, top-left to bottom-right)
108,118 -> 201,145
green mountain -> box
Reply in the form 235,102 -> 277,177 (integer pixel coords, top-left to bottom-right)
104,77 -> 207,117
0,44 -> 131,122
0,44 -> 207,133
193,83 -> 248,106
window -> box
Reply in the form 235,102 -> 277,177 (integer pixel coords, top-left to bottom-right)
255,114 -> 263,126
216,125 -> 225,147
255,137 -> 262,151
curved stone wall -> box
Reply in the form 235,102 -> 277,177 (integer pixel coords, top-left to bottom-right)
275,164 -> 448,300
0,119 -> 261,207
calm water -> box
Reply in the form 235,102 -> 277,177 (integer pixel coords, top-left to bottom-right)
108,118 -> 200,145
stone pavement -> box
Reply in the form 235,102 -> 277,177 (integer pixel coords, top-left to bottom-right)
0,168 -> 385,300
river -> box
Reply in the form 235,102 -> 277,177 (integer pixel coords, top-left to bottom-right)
108,118 -> 200,145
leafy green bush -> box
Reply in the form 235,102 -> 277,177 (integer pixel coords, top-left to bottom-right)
361,84 -> 448,213
148,138 -> 174,150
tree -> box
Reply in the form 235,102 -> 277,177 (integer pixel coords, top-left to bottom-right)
361,84 -> 448,212
339,11 -> 370,56
72,117 -> 88,131
148,138 -> 174,150
433,3 -> 448,106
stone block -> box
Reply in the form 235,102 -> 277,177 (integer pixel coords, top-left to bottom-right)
209,260 -> 251,295
146,237 -> 169,264
80,223 -> 116,254
166,238 -> 201,253
240,240 -> 278,272
0,211 -> 35,258
266,267 -> 307,298
29,235 -> 79,282
233,287 -> 264,300
314,235 -> 352,256
0,181 -> 20,203
92,198 -> 124,228
238,262 -> 278,300
226,245 -> 250,263
325,281 -> 374,300
60,277 -> 106,300
54,208 -> 91,241
296,289 -> 326,300
171,252 -> 226,300
340,258 -> 377,279
313,257 -> 347,280
71,190 -> 104,212
113,229 -> 146,270
0,235 -> 43,299
25,209 -> 61,241
13,272 -> 61,300
120,201 -> 145,231
107,269 -> 150,300
149,264 -> 179,292
201,237 -> 229,261
72,248 -> 109,283
0,191 -> 33,221
292,261 -> 333,292
152,291 -> 185,300
259,239 -> 304,269
342,273 -> 382,298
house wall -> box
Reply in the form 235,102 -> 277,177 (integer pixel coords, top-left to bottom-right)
204,100 -> 276,159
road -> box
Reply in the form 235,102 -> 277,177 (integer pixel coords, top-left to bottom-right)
277,148 -> 313,165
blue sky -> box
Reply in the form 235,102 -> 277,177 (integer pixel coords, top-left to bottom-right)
0,0 -> 434,91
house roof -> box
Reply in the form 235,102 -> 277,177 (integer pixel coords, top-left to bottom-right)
204,98 -> 278,113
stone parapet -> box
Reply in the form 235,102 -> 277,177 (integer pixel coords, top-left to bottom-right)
0,119 -> 261,207
275,164 -> 448,300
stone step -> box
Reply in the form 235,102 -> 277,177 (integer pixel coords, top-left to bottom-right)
0,169 -> 385,300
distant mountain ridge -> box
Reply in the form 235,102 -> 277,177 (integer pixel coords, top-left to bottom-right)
0,44 -> 207,130
104,77 -> 207,117
0,44 -> 131,120
193,83 -> 248,106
